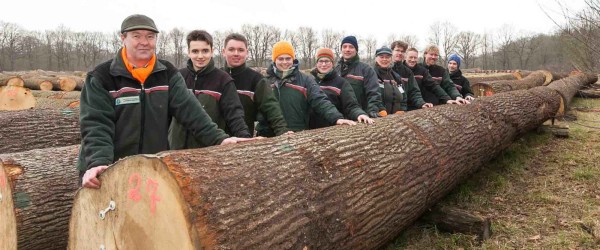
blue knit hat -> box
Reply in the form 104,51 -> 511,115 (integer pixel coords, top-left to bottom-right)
448,54 -> 462,68
341,36 -> 358,51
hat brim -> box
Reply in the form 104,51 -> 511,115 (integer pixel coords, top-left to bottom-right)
122,25 -> 159,33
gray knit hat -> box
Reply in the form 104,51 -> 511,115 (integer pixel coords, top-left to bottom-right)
121,14 -> 159,33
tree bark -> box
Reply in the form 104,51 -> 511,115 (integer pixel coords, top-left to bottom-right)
0,145 -> 80,250
22,75 -> 77,91
68,73 -> 596,249
0,74 -> 24,87
31,91 -> 81,109
421,206 -> 492,241
0,86 -> 36,111
466,73 -> 518,85
0,108 -> 80,154
471,70 -> 548,97
547,73 -> 597,116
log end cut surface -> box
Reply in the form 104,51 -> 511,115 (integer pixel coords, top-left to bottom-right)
68,156 -> 196,250
472,83 -> 495,97
0,164 -> 17,250
0,86 -> 35,111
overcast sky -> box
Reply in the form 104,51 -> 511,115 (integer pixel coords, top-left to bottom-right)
2,0 -> 588,48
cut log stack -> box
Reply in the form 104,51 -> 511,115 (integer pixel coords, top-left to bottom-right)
0,146 -> 80,250
470,70 -> 552,97
0,86 -> 36,111
0,74 -> 25,87
0,108 -> 80,154
60,74 -> 595,249
31,91 -> 81,109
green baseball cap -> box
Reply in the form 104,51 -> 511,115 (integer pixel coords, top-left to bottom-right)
121,14 -> 159,33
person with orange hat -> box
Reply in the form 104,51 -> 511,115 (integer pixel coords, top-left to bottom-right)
309,47 -> 374,129
255,41 -> 356,136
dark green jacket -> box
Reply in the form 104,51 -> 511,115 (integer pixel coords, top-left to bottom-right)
392,62 -> 426,109
169,59 -> 250,149
335,55 -> 384,114
448,69 -> 474,98
422,63 -> 462,99
374,63 -> 407,113
309,68 -> 366,129
78,49 -> 228,172
223,63 -> 289,136
405,62 -> 451,107
256,61 -> 343,136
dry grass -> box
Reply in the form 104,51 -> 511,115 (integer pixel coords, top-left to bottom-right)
387,97 -> 600,250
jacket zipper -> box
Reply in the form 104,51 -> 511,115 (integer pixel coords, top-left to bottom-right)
138,84 -> 146,153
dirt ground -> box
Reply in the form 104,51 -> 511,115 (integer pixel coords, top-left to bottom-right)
387,97 -> 600,250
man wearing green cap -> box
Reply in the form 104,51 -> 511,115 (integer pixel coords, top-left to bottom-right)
78,14 -> 251,189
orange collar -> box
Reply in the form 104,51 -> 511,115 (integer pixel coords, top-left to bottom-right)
121,47 -> 156,85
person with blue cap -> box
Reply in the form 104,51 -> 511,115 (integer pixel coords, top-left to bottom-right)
373,46 -> 407,114
447,54 -> 475,101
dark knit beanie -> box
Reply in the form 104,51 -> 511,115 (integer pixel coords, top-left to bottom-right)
448,54 -> 462,68
341,36 -> 358,51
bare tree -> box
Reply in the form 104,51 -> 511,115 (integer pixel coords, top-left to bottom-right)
511,32 -> 541,69
296,26 -> 317,68
259,24 -> 281,68
241,24 -> 261,67
428,21 -> 442,48
496,24 -> 515,70
361,35 -> 377,65
440,22 -> 459,63
169,28 -> 186,68
0,22 -> 23,70
156,30 -> 170,60
212,30 -> 229,68
455,31 -> 480,68
320,29 -> 343,59
386,33 -> 419,50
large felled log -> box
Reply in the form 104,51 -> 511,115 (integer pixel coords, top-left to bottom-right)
0,108 -> 80,154
22,75 -> 76,91
0,74 -> 24,87
0,86 -> 36,111
31,91 -> 81,109
31,90 -> 81,99
67,73 -> 596,249
0,145 -> 80,250
465,73 -> 519,85
547,73 -> 597,116
421,206 -> 492,241
471,70 -> 548,97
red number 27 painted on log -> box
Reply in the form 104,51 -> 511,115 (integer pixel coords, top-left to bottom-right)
127,173 -> 162,214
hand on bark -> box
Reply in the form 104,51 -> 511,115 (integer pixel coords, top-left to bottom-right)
284,131 -> 295,135
446,100 -> 459,104
220,137 -> 260,145
82,165 -> 109,189
357,114 -> 375,124
336,119 -> 357,126
465,96 -> 475,101
368,111 -> 381,118
455,97 -> 470,105
422,103 -> 433,108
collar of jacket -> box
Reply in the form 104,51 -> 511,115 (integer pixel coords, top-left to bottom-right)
449,68 -> 462,78
186,58 -> 216,77
267,59 -> 300,80
373,62 -> 395,81
404,61 -> 417,70
310,67 -> 336,82
110,48 -> 167,80
223,62 -> 248,77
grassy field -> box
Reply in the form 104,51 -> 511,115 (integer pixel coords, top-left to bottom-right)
387,97 -> 600,249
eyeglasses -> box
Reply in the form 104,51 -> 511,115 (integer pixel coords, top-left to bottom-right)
317,60 -> 332,65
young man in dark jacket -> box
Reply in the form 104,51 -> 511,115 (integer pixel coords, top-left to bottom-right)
390,41 -> 433,110
256,41 -> 356,136
221,33 -> 291,136
335,36 -> 386,118
421,45 -> 469,105
447,54 -> 475,101
309,47 -> 374,129
405,48 -> 459,109
79,15 -> 250,188
169,30 -> 251,149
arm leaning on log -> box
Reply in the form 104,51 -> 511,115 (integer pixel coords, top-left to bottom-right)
440,70 -> 463,100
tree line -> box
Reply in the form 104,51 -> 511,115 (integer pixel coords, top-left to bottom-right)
1,3 -> 598,73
